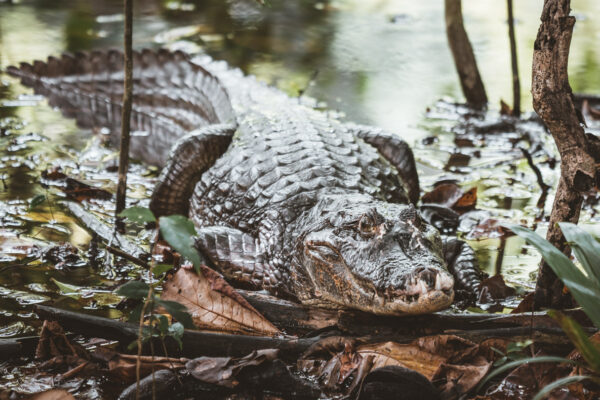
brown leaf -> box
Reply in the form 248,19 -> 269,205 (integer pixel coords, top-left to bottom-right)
35,321 -> 89,361
478,275 -> 517,304
454,187 -> 477,212
500,99 -> 513,116
186,349 -> 279,388
302,335 -> 493,399
161,267 -> 280,335
422,183 -> 477,213
41,168 -> 112,201
422,183 -> 464,208
24,390 -> 75,400
483,353 -> 572,400
435,357 -> 491,400
357,341 -> 446,380
92,348 -> 187,382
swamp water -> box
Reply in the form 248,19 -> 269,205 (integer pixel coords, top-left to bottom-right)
0,0 -> 600,370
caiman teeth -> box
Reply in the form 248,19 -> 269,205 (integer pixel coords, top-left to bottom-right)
435,274 -> 442,290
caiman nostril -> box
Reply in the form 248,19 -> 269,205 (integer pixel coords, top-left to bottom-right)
419,268 -> 437,289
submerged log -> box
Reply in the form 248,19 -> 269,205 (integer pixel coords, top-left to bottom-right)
531,0 -> 597,309
63,201 -> 148,260
0,339 -> 22,360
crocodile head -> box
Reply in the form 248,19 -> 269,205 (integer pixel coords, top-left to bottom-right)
294,194 -> 454,315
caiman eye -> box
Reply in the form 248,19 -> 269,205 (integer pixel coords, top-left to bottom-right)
358,214 -> 387,238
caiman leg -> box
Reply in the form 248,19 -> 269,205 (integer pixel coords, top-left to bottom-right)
345,123 -> 420,204
150,123 -> 237,217
194,226 -> 285,294
442,238 -> 483,297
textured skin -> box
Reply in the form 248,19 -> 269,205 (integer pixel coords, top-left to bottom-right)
8,50 -> 481,315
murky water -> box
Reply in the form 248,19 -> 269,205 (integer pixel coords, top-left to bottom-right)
1,0 -> 600,344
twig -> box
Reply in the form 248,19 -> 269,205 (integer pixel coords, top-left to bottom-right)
506,0 -> 520,117
106,245 -> 150,269
115,0 -> 134,229
520,147 -> 550,192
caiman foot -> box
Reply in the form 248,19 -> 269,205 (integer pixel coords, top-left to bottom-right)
442,238 -> 483,302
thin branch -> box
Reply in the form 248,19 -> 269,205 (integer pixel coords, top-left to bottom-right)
507,0 -> 520,116
115,0 -> 134,229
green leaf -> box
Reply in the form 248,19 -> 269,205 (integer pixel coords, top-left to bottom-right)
51,278 -> 82,296
156,299 -> 194,329
477,356 -> 579,391
504,224 -> 600,329
159,215 -> 202,272
168,322 -> 184,349
128,303 -> 144,324
29,194 -> 47,210
153,264 -> 173,278
559,222 -> 600,284
118,206 -> 156,224
532,375 -> 589,400
550,311 -> 600,373
116,280 -> 150,300
156,314 -> 169,335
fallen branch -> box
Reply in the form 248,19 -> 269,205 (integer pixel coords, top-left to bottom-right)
106,245 -> 150,269
63,201 -> 148,260
35,305 -> 319,359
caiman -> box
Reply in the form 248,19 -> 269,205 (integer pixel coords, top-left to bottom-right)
8,49 -> 481,315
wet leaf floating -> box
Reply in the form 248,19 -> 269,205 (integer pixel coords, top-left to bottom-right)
118,206 -> 156,224
41,168 -> 112,202
422,182 -> 477,214
161,267 -> 280,336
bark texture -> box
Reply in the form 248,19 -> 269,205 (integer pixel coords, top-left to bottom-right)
507,0 -> 521,116
531,0 -> 598,309
115,0 -> 134,219
445,0 -> 488,109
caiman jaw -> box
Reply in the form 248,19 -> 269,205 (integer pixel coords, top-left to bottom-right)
381,268 -> 454,314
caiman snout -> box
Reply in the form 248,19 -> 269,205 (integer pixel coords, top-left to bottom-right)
384,267 -> 454,314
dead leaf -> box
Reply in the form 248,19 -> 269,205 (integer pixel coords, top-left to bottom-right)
186,349 -> 278,388
92,348 -> 187,382
422,183 -> 477,214
422,183 -> 464,208
161,267 -> 280,335
302,334 -> 491,399
41,168 -> 112,201
357,341 -> 446,380
436,357 -> 491,399
24,389 -> 75,400
454,187 -> 477,212
478,275 -> 517,304
483,352 -> 572,400
500,99 -> 513,116
35,321 -> 89,361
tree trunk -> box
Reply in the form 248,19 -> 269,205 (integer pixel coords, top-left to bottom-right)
115,0 -> 134,225
507,0 -> 520,116
531,0 -> 597,309
445,0 -> 488,109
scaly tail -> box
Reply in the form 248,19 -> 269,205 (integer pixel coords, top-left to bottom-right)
7,49 -> 236,166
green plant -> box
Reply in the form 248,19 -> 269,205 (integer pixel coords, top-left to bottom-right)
116,207 -> 199,348
478,222 -> 600,398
